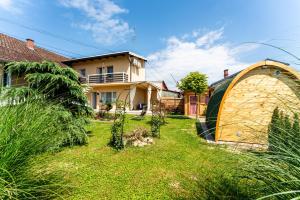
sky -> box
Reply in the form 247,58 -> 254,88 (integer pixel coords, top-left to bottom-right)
0,0 -> 300,89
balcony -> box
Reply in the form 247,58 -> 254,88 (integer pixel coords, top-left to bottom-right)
80,72 -> 129,84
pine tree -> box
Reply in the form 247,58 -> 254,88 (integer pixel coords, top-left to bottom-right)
268,107 -> 280,151
283,114 -> 292,148
3,61 -> 92,116
292,113 -> 300,151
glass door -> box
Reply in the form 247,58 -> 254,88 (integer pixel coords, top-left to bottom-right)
107,66 -> 113,82
97,67 -> 103,83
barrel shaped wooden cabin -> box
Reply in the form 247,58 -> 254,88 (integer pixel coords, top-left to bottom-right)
206,60 -> 300,144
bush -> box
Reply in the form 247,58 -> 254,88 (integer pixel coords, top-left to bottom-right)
268,107 -> 299,153
151,101 -> 165,137
109,101 -> 126,150
0,99 -> 86,199
240,109 -> 300,199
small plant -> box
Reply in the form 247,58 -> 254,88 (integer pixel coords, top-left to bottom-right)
151,100 -> 165,137
109,99 -> 127,150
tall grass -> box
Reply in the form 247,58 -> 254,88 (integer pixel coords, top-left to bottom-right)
240,109 -> 300,199
0,99 -> 87,199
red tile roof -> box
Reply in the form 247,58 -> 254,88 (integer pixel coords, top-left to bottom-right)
0,33 -> 69,65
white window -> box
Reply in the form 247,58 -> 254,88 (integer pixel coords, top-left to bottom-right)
100,92 -> 117,104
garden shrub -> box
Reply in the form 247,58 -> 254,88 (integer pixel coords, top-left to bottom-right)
268,107 -> 300,153
4,61 -> 93,116
109,100 -> 126,150
151,100 -> 165,137
240,108 -> 300,199
0,99 -> 83,199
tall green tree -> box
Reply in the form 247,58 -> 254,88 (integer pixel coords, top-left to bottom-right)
178,72 -> 208,119
3,61 -> 92,116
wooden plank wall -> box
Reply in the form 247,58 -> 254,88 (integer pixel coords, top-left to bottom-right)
161,97 -> 184,114
217,66 -> 300,144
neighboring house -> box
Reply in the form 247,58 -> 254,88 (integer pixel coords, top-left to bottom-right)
0,33 -> 68,87
184,92 -> 209,116
206,59 -> 300,144
0,34 -> 164,112
62,52 -> 162,112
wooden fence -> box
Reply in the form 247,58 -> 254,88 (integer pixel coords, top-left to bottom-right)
161,97 -> 184,114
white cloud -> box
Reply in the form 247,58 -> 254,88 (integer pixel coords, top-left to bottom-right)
0,0 -> 23,14
147,28 -> 257,90
59,0 -> 134,45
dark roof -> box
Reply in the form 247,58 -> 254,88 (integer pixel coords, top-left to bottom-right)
206,77 -> 234,135
210,71 -> 240,89
209,59 -> 290,89
62,51 -> 147,65
0,33 -> 68,65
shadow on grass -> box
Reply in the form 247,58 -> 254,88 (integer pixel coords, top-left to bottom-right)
8,165 -> 72,200
195,121 -> 215,141
195,121 -> 203,136
167,115 -> 190,119
130,116 -> 145,121
194,177 -> 254,200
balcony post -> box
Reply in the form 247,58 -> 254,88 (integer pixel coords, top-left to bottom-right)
123,72 -> 125,82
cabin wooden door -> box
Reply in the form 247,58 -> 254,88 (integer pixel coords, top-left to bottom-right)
189,96 -> 197,115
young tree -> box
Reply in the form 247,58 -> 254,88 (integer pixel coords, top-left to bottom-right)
178,72 -> 208,119
3,61 -> 92,116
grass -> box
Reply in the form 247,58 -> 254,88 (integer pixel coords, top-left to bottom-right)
37,115 -> 250,199
0,100 -> 88,199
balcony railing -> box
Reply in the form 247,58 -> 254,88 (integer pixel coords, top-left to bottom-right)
80,72 -> 129,84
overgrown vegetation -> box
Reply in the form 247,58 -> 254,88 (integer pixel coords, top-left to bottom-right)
241,108 -> 300,199
0,61 -> 91,199
151,100 -> 165,137
3,61 -> 92,116
0,100 -> 85,199
109,100 -> 127,150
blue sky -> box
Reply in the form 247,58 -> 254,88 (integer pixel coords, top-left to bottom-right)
0,0 -> 300,88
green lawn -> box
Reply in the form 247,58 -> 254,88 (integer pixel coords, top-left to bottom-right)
40,116 -> 246,199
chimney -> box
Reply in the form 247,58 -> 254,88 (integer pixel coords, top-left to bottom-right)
224,69 -> 229,78
26,38 -> 34,50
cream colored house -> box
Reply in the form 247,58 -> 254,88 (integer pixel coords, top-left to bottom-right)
63,52 -> 162,112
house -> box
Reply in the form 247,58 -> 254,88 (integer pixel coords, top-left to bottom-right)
0,33 -> 164,112
206,59 -> 300,144
184,92 -> 209,116
62,52 -> 162,112
0,33 -> 68,87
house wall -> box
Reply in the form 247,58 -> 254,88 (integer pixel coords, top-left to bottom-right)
88,84 -> 131,110
0,63 -> 3,86
87,83 -> 158,111
161,97 -> 184,114
217,66 -> 300,144
0,63 -> 26,87
70,55 -> 145,82
132,87 -> 146,110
